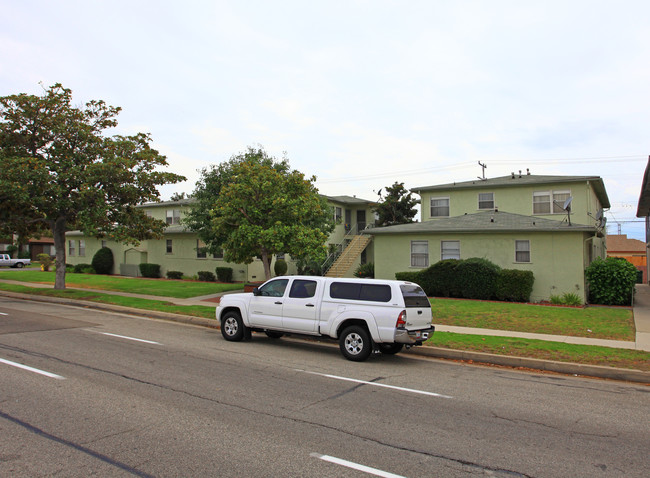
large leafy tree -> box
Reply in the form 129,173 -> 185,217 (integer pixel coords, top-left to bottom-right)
0,83 -> 185,289
373,181 -> 418,226
188,146 -> 333,280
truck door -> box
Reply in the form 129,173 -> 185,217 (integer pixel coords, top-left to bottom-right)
281,279 -> 320,333
249,278 -> 288,328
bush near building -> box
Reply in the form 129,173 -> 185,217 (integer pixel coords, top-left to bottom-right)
91,247 -> 114,275
586,257 -> 637,306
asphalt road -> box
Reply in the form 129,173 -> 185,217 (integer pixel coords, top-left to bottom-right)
0,297 -> 648,477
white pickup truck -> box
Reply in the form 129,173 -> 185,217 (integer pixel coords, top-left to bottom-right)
216,276 -> 434,361
0,253 -> 31,268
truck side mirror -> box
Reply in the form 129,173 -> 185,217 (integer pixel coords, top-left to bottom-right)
253,287 -> 260,296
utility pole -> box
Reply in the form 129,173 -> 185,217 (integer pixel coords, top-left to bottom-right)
478,161 -> 487,180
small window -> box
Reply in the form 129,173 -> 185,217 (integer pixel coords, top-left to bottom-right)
441,241 -> 460,260
197,239 -> 207,258
258,279 -> 289,297
478,192 -> 494,210
334,207 -> 342,223
515,240 -> 530,263
533,192 -> 551,214
78,240 -> 85,257
166,239 -> 173,254
400,284 -> 429,308
101,240 -> 107,248
289,280 -> 317,298
430,197 -> 449,217
166,209 -> 181,225
214,247 -> 224,259
68,240 -> 75,256
411,241 -> 429,267
553,191 -> 571,213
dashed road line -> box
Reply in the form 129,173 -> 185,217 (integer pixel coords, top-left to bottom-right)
0,357 -> 64,379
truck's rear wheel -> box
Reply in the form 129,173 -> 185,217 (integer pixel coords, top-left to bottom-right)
339,326 -> 372,361
378,343 -> 403,355
221,311 -> 246,342
15,262 -> 24,268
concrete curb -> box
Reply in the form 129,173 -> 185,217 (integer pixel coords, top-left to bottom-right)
1,290 -> 648,384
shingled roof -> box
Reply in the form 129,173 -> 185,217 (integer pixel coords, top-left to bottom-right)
368,210 -> 601,236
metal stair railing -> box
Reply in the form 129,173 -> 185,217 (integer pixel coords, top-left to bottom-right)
321,224 -> 373,276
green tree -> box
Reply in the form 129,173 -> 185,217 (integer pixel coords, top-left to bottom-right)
0,83 -> 185,289
373,181 -> 418,227
196,146 -> 333,280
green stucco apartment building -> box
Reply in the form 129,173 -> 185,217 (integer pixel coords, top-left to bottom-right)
370,173 -> 610,303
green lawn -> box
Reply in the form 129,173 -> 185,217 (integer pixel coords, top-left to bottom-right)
431,298 -> 635,341
0,270 -> 243,298
427,332 -> 650,372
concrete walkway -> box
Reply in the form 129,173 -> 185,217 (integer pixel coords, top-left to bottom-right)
1,278 -> 649,350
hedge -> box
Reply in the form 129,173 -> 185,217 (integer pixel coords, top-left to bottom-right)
91,247 -> 114,275
455,258 -> 500,300
586,257 -> 637,305
139,263 -> 161,278
166,270 -> 183,280
198,271 -> 216,282
495,269 -> 534,302
216,267 -> 233,282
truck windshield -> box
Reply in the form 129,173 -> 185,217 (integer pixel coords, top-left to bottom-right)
400,284 -> 430,307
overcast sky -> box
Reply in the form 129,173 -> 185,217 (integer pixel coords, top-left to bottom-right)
2,0 -> 649,239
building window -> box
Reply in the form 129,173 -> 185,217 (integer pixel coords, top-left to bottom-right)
411,241 -> 429,267
68,240 -> 75,256
478,192 -> 494,210
430,197 -> 450,217
166,239 -> 173,254
533,190 -> 571,214
101,240 -> 107,248
166,209 -> 181,225
441,241 -> 460,260
78,240 -> 85,257
515,240 -> 531,263
334,207 -> 342,223
196,239 -> 207,258
214,247 -> 224,259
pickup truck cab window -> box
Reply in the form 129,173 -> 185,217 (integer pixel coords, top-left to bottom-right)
258,279 -> 288,297
289,279 -> 317,298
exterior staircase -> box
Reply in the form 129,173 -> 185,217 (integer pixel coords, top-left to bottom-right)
325,234 -> 373,277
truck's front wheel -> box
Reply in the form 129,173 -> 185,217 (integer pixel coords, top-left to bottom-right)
221,311 -> 246,342
339,326 -> 372,362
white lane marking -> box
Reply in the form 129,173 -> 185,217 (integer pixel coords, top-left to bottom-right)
0,358 -> 65,379
298,370 -> 452,399
101,333 -> 161,345
311,453 -> 406,478
0,312 -> 8,315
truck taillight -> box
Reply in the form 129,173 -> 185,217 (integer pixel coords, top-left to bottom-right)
396,310 -> 407,328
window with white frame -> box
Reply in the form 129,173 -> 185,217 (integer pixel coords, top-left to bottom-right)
166,209 -> 181,225
533,190 -> 571,214
411,241 -> 429,267
515,240 -> 530,263
430,197 -> 450,217
441,241 -> 460,260
333,206 -> 342,223
68,240 -> 75,256
478,192 -> 495,210
78,240 -> 85,257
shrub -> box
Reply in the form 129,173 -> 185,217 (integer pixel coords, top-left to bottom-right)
139,263 -> 161,278
216,267 -> 233,282
454,258 -> 501,300
354,262 -> 374,278
297,258 -> 322,276
586,257 -> 637,305
73,263 -> 93,273
6,245 -> 17,257
91,247 -> 114,275
495,269 -> 535,302
18,251 -> 30,259
166,270 -> 184,280
395,271 -> 422,284
198,270 -> 216,282
274,258 -> 288,276
37,253 -> 53,271
419,259 -> 462,297
550,292 -> 583,306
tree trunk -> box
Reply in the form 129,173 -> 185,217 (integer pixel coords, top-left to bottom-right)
52,217 -> 67,290
261,249 -> 272,280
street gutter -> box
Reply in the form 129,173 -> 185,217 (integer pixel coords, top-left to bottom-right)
1,289 -> 648,384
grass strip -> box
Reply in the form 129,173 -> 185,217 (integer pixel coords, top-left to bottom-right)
431,298 -> 635,341
0,283 -> 215,319
427,332 -> 650,371
0,271 -> 243,299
